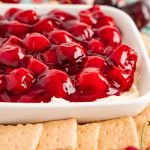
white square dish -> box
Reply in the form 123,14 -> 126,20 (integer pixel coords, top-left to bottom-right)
0,4 -> 150,124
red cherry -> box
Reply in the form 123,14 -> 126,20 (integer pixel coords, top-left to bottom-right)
39,48 -> 58,66
28,58 -> 48,75
32,18 -> 54,35
0,37 -> 7,47
13,10 -> 39,25
25,33 -> 50,53
105,64 -> 134,91
0,92 -> 21,102
82,56 -> 107,69
48,30 -> 73,45
0,45 -> 26,67
79,5 -> 103,19
37,69 -> 75,101
5,68 -> 34,94
79,5 -> 104,26
41,15 -> 64,29
4,8 -> 21,19
0,75 -> 6,93
80,14 -> 97,26
1,0 -> 20,3
18,90 -> 45,103
96,25 -> 122,54
87,39 -> 105,55
125,146 -> 139,150
73,67 -> 109,102
0,15 -> 5,21
64,20 -> 94,41
3,35 -> 24,48
0,20 -> 30,38
48,9 -> 77,22
109,45 -> 137,71
94,15 -> 115,28
56,42 -> 86,71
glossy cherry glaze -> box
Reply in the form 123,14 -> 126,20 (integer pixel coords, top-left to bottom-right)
1,0 -> 20,3
48,30 -> 73,45
0,20 -> 31,38
0,6 -> 137,103
63,20 -> 94,41
13,10 -> 39,25
95,25 -> 122,55
24,33 -> 50,53
4,8 -> 21,20
32,17 -> 54,36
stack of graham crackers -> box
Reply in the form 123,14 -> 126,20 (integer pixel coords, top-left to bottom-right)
0,104 -> 149,150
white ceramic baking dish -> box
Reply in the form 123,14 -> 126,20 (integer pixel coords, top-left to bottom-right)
0,4 -> 150,124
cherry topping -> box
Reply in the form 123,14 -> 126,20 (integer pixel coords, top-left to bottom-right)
4,8 -> 21,20
96,25 -> 122,54
24,33 -> 50,53
0,6 -> 138,103
13,10 -> 39,25
64,20 -> 94,41
93,15 -> 115,28
0,45 -> 25,67
0,75 -> 6,93
28,58 -> 48,75
48,9 -> 77,22
82,56 -> 107,69
79,5 -> 103,20
3,35 -> 24,48
37,69 -> 75,101
0,37 -> 7,47
55,42 -> 86,73
87,39 -> 105,55
0,20 -> 30,38
109,45 -> 137,71
79,5 -> 104,26
5,68 -> 34,94
105,64 -> 133,91
48,30 -> 73,45
32,18 -> 54,35
72,67 -> 109,102
1,0 -> 20,3
0,15 -> 5,21
39,48 -> 58,67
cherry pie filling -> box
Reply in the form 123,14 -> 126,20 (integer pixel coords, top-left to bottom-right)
0,5 -> 138,103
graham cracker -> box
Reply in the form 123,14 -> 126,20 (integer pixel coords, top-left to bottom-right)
98,116 -> 139,150
76,123 -> 100,150
37,119 -> 77,150
135,104 -> 150,149
0,124 -> 43,150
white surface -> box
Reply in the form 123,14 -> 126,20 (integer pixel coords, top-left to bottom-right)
0,4 -> 150,124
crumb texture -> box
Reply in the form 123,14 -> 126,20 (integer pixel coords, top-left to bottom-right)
98,116 -> 139,150
0,124 -> 43,150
